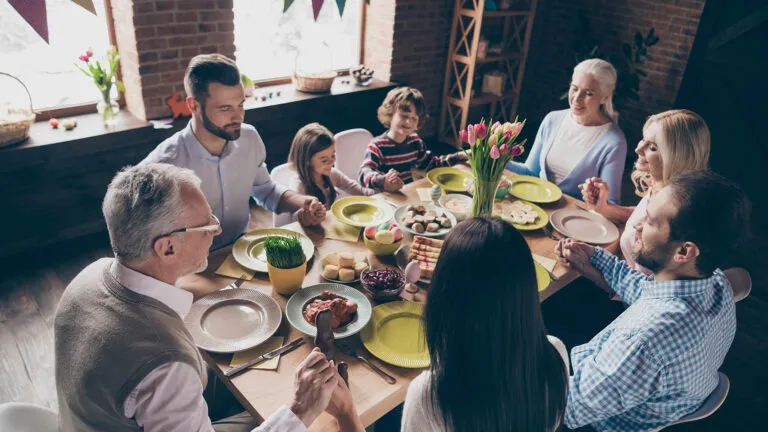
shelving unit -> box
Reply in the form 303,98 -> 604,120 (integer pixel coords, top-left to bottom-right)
439,0 -> 538,147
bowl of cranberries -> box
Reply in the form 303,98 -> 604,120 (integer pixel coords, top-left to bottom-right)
360,267 -> 406,302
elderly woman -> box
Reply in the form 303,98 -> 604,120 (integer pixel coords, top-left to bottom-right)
507,59 -> 627,203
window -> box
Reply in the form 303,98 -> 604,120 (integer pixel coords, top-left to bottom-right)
233,0 -> 363,82
0,0 -> 114,111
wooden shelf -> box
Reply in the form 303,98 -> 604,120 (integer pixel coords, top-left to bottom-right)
454,51 -> 523,65
460,8 -> 531,18
447,91 -> 518,107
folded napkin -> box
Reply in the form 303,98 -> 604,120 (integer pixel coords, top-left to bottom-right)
533,254 -> 557,273
321,218 -> 362,242
215,255 -> 255,280
416,188 -> 433,202
230,337 -> 284,370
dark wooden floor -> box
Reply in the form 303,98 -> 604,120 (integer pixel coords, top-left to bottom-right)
1,209 -> 765,431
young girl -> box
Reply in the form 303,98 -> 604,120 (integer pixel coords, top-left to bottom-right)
358,87 -> 468,192
401,217 -> 568,432
287,123 -> 375,222
579,109 -> 710,277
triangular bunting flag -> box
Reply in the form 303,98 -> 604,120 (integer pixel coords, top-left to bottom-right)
283,0 -> 295,13
335,0 -> 346,16
9,0 -> 49,43
312,0 -> 324,21
71,0 -> 97,15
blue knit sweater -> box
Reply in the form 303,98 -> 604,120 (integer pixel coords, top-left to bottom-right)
507,109 -> 628,204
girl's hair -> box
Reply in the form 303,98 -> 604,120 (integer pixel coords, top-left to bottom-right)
424,217 -> 567,432
377,86 -> 427,129
287,123 -> 337,205
632,109 -> 711,196
572,58 -> 618,123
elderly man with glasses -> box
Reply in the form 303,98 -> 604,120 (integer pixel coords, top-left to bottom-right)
54,163 -> 362,432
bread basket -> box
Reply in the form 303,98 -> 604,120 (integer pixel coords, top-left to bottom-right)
292,72 -> 337,93
0,72 -> 35,148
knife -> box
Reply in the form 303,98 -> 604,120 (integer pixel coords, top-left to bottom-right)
225,337 -> 306,377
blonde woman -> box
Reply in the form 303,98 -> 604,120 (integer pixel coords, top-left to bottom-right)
507,59 -> 627,203
580,109 -> 711,275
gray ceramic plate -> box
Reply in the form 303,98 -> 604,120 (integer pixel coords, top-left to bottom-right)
184,288 -> 282,353
550,208 -> 620,245
232,228 -> 315,273
285,283 -> 372,339
394,203 -> 457,238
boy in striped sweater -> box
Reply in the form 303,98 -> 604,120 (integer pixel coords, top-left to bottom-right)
359,87 -> 468,191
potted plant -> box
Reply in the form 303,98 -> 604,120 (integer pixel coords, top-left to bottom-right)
265,235 -> 307,296
460,119 -> 527,216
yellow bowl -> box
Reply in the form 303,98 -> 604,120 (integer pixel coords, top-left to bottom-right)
363,235 -> 402,256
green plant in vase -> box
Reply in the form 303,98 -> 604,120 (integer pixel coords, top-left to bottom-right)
264,235 -> 307,296
461,118 -> 527,217
76,46 -> 125,127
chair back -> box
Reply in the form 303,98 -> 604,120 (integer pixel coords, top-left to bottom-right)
724,267 -> 752,302
334,128 -> 374,179
270,163 -> 297,227
651,372 -> 730,431
0,402 -> 57,432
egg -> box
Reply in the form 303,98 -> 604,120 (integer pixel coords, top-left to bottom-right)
377,223 -> 390,232
404,261 -> 422,283
391,227 -> 403,242
388,223 -> 399,231
374,230 -> 395,244
364,225 -> 377,240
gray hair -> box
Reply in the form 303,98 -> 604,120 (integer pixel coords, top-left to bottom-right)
573,58 -> 618,122
102,163 -> 202,262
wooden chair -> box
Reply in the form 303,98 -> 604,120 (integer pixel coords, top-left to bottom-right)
724,267 -> 752,302
651,372 -> 730,431
270,163 -> 296,227
0,402 -> 57,432
334,128 -> 373,180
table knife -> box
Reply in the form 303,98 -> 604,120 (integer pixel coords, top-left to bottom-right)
225,337 -> 305,377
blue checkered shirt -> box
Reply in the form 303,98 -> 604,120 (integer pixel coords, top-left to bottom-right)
565,248 -> 736,432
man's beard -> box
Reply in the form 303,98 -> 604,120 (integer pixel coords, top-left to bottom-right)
634,242 -> 672,273
193,258 -> 209,274
202,107 -> 241,141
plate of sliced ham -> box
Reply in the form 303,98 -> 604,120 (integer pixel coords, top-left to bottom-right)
395,236 -> 443,284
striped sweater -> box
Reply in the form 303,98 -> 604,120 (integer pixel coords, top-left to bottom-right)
358,133 -> 465,190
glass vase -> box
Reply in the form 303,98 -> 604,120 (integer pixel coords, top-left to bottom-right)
471,177 -> 501,217
97,90 -> 119,127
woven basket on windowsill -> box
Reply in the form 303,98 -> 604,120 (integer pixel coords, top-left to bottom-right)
292,72 -> 337,93
0,72 -> 36,148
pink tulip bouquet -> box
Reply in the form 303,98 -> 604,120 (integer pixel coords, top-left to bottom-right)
75,46 -> 125,126
460,118 -> 527,216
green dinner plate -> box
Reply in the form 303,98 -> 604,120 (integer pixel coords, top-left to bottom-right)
232,228 -> 315,273
361,301 -> 430,368
535,262 -> 551,292
507,175 -> 563,203
494,199 -> 549,231
285,283 -> 372,339
330,196 -> 394,228
426,167 -> 473,193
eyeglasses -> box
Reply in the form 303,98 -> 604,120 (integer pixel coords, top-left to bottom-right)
155,214 -> 222,241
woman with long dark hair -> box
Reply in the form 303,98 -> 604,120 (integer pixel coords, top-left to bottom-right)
401,217 -> 569,432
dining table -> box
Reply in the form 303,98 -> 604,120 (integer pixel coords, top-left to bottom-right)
178,164 -> 619,431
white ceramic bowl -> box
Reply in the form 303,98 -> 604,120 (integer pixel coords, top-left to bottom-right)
438,194 -> 472,221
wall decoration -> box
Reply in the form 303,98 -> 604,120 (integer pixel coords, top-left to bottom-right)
166,93 -> 192,120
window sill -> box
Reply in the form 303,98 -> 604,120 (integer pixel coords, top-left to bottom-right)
0,77 -> 394,158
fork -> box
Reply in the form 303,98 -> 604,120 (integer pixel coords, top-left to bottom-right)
542,226 -> 563,241
339,340 -> 396,384
223,276 -> 247,290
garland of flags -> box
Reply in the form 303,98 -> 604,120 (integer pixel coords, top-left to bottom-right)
8,0 -> 96,43
10,0 -> 371,44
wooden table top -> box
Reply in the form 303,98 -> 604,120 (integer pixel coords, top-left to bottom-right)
178,166 -> 618,431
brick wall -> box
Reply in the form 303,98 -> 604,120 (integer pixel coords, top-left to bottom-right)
364,0 -> 453,137
111,0 -> 236,120
520,0 -> 706,143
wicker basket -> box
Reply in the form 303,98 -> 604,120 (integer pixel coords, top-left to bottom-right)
0,72 -> 35,148
292,72 -> 337,93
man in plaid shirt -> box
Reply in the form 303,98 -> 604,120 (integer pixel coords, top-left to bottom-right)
556,171 -> 751,431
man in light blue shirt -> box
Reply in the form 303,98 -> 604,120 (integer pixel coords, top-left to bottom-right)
141,54 -> 325,249
557,171 -> 751,432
